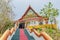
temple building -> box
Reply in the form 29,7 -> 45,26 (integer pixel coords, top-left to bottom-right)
15,6 -> 48,29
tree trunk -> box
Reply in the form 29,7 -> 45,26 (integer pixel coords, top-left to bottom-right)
54,17 -> 56,24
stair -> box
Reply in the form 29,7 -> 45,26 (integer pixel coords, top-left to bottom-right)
11,28 -> 19,40
20,29 -> 28,40
24,29 -> 35,40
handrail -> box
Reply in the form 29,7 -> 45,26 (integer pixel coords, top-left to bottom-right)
0,27 -> 16,40
0,29 -> 11,40
10,27 -> 15,35
33,29 -> 53,40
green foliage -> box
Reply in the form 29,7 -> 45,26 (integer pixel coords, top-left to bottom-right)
38,28 -> 42,31
40,2 -> 59,18
40,2 -> 59,24
45,28 -> 60,40
0,21 -> 14,34
0,0 -> 15,34
56,33 -> 60,37
36,28 -> 42,33
48,28 -> 53,34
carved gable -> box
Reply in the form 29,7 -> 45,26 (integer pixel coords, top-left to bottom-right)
23,9 -> 38,19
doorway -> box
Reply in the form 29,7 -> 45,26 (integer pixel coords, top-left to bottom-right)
19,22 -> 25,29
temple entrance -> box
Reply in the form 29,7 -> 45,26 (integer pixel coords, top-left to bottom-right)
19,22 -> 25,29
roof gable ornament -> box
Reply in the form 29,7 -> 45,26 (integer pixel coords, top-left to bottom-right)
19,5 -> 40,21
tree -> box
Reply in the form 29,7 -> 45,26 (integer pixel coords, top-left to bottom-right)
0,0 -> 15,34
50,8 -> 59,24
40,2 -> 59,24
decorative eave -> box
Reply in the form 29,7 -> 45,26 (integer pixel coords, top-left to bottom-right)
18,5 -> 41,21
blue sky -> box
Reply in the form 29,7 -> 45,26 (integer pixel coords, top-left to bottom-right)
10,0 -> 60,29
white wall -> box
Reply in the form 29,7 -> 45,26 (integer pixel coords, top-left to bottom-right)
27,21 -> 39,26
